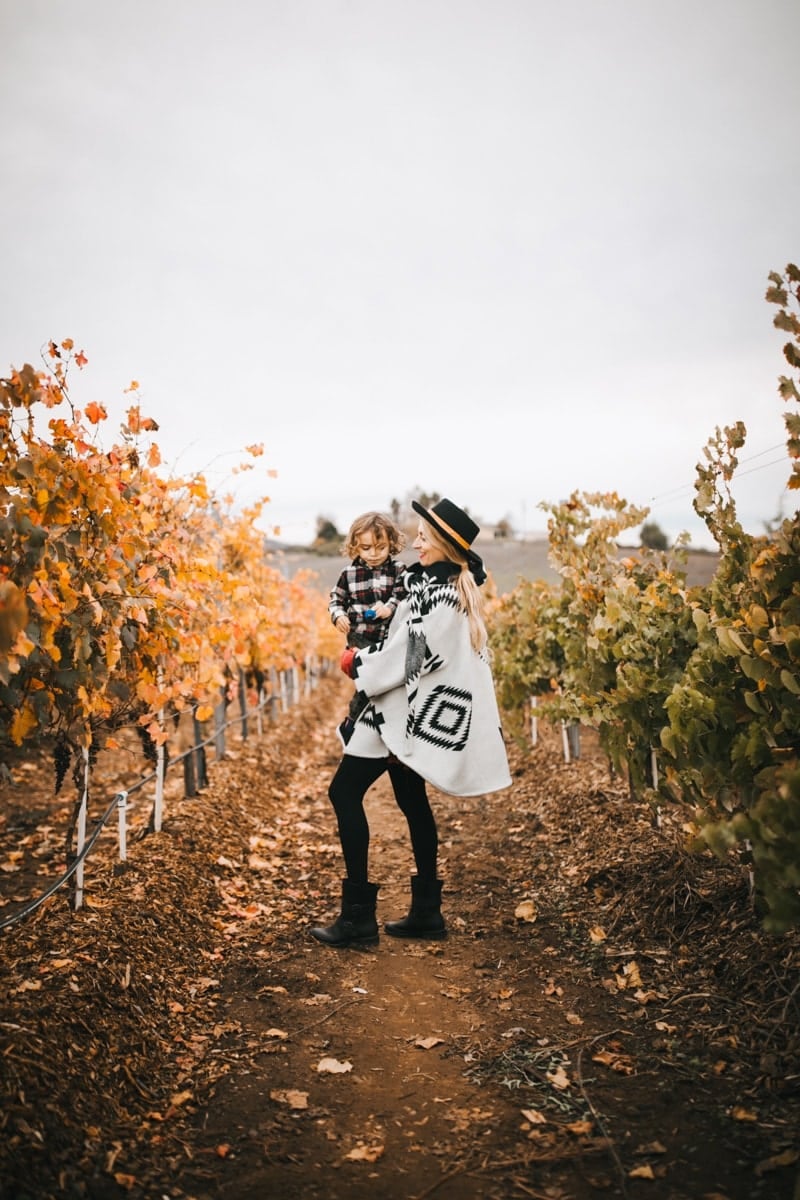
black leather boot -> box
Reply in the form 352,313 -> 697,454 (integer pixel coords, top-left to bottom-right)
384,876 -> 447,940
310,880 -> 379,947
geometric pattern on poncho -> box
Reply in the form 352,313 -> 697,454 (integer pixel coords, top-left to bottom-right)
360,702 -> 385,734
412,684 -> 472,751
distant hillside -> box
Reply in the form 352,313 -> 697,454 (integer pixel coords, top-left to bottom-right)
267,537 -> 719,596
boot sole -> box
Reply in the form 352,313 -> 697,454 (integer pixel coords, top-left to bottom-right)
309,931 -> 379,948
384,926 -> 448,940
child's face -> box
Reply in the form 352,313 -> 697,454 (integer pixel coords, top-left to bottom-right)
356,531 -> 390,568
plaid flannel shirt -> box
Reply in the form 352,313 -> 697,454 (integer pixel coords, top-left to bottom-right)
329,557 -> 407,647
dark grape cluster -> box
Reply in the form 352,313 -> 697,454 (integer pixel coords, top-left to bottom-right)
53,737 -> 71,795
136,724 -> 158,766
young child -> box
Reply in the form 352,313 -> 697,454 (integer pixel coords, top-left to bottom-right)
329,511 -> 407,735
328,511 -> 407,651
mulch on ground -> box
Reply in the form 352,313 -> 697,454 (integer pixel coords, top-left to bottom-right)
1,674 -> 798,1200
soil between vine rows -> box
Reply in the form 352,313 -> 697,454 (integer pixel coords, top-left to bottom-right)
0,675 -> 798,1200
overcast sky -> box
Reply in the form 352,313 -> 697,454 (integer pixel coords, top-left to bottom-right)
1,0 -> 798,548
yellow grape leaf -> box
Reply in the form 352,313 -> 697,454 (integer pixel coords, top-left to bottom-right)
9,702 -> 38,746
195,703 -> 214,722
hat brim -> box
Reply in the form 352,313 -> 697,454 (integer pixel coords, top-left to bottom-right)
411,500 -> 486,585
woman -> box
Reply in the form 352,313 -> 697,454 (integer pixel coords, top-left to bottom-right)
311,497 -> 511,948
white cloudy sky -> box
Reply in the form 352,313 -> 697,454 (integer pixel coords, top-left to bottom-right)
1,0 -> 798,548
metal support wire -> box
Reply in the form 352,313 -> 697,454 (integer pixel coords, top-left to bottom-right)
0,665 -> 325,933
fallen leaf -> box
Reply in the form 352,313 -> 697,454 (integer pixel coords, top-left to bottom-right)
730,1106 -> 758,1122
521,1108 -> 548,1125
216,1143 -> 231,1158
514,899 -> 537,922
169,1090 -> 193,1108
317,1057 -> 353,1074
414,1036 -> 445,1050
635,1140 -> 668,1155
565,1012 -> 584,1025
566,1119 -> 594,1135
546,1065 -> 571,1090
264,1028 -> 289,1040
755,1148 -> 799,1175
113,1174 -> 136,1190
615,960 -> 643,990
345,1143 -> 384,1162
589,925 -> 607,943
629,1164 -> 655,1180
634,988 -> 660,1005
654,1020 -> 677,1034
592,1049 -> 635,1075
270,1089 -> 309,1110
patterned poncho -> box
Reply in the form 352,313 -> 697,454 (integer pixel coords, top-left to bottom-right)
340,563 -> 511,798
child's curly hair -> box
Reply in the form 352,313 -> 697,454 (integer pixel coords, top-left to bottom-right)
344,511 -> 406,559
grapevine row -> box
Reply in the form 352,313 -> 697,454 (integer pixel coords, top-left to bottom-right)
489,265 -> 800,931
0,342 -> 339,783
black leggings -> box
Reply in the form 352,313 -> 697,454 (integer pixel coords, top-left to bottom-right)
328,755 -> 439,884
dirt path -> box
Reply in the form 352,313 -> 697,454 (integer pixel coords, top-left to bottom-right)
1,675 -> 798,1200
197,773 -> 544,1200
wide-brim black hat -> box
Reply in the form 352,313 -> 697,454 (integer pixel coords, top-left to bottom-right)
411,497 -> 486,585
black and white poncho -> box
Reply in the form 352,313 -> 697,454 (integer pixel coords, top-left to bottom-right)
340,562 -> 511,798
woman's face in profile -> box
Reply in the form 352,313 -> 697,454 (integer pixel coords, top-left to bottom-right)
413,521 -> 446,567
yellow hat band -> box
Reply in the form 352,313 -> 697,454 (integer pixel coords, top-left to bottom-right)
433,516 -> 471,552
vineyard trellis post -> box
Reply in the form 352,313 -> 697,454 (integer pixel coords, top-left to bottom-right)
72,747 -> 90,911
154,705 -> 166,832
117,791 -> 129,863
214,687 -> 227,759
192,707 -> 208,788
238,669 -> 249,740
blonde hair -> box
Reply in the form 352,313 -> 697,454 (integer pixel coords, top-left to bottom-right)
420,520 -> 487,653
344,511 -> 406,560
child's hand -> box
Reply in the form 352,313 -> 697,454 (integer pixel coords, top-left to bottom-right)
372,603 -> 393,620
335,615 -> 351,634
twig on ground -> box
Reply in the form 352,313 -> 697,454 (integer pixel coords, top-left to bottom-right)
575,1030 -> 631,1200
292,997 -> 356,1034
